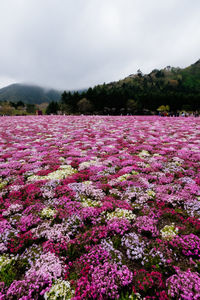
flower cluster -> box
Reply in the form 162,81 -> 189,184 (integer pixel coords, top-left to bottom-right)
40,207 -> 56,219
135,215 -> 159,237
26,252 -> 64,280
44,279 -> 74,300
106,208 -> 136,221
121,233 -> 145,260
28,165 -> 76,181
133,269 -> 165,296
6,272 -> 51,299
160,223 -> 179,240
75,262 -> 133,299
167,268 -> 200,299
0,254 -> 13,270
170,233 -> 200,257
107,218 -> 131,235
0,115 -> 200,299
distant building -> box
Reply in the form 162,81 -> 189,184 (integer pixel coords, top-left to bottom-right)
165,66 -> 172,71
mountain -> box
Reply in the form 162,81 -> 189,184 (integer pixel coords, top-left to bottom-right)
1,60 -> 200,112
108,59 -> 200,92
0,84 -> 62,104
60,59 -> 200,114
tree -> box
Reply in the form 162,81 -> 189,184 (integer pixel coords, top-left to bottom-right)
155,70 -> 164,78
77,98 -> 93,114
157,105 -> 170,112
60,103 -> 73,114
46,101 -> 59,115
10,102 -> 18,109
26,104 -> 36,114
165,105 -> 170,112
126,99 -> 138,114
181,104 -> 192,112
0,102 -> 15,115
16,101 -> 25,107
61,91 -> 78,113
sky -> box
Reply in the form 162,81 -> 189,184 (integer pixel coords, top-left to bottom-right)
0,0 -> 200,90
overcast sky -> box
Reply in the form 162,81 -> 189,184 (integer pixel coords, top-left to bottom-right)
0,0 -> 200,90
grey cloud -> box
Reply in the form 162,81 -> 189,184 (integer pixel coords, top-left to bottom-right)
0,0 -> 200,90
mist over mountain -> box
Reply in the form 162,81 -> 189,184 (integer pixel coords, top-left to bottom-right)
1,59 -> 200,114
0,84 -> 62,104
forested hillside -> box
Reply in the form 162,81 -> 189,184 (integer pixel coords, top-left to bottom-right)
60,60 -> 200,114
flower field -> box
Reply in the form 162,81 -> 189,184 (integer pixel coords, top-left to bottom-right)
0,115 -> 200,299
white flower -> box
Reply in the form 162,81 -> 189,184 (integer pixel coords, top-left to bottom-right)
138,150 -> 150,157
117,173 -> 131,182
147,190 -> 156,198
0,254 -> 13,271
107,208 -> 136,221
40,207 -> 56,219
81,198 -> 101,207
161,223 -> 178,240
0,180 -> 8,190
28,165 -> 76,181
44,279 -> 74,300
78,159 -> 100,170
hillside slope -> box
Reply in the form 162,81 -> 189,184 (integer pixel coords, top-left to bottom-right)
0,84 -> 62,104
60,59 -> 200,114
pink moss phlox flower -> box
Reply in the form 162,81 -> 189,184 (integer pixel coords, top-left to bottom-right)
26,251 -> 63,280
74,262 -> 133,299
17,214 -> 41,232
107,218 -> 131,235
6,272 -> 51,300
166,268 -> 200,299
135,215 -> 159,237
170,233 -> 200,257
0,116 -> 200,299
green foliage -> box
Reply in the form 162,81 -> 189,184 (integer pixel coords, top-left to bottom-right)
1,60 -> 200,114
59,60 -> 200,114
0,262 -> 17,286
0,102 -> 15,115
126,99 -> 139,114
157,105 -> 170,112
46,101 -> 60,114
111,235 -> 121,249
0,258 -> 29,287
77,98 -> 93,113
44,279 -> 75,300
67,243 -> 85,260
119,290 -> 141,300
26,103 -> 36,114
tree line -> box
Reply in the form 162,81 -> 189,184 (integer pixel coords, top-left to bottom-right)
47,63 -> 200,115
